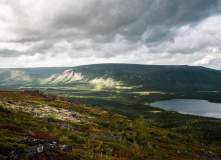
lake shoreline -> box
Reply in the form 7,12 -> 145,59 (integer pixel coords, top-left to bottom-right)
150,99 -> 221,119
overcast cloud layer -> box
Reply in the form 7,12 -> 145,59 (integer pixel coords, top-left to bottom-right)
0,0 -> 221,69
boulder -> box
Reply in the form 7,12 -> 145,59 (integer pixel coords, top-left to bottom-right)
9,147 -> 41,160
58,144 -> 73,152
9,138 -> 73,159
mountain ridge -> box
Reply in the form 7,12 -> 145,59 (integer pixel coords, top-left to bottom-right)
0,63 -> 221,91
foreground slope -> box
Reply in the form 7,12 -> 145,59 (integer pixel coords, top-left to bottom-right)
0,90 -> 221,160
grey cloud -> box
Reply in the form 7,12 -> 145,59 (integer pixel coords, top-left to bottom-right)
0,49 -> 22,57
28,40 -> 55,53
0,15 -> 7,22
50,0 -> 220,44
1,0 -> 221,58
13,1 -> 220,37
141,27 -> 176,47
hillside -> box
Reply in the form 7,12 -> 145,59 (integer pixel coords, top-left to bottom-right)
1,64 -> 221,91
69,64 -> 221,91
0,90 -> 221,160
0,67 -> 67,88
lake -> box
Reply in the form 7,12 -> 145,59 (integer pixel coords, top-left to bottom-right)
150,99 -> 221,119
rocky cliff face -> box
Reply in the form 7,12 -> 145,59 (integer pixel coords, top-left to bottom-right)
42,69 -> 83,84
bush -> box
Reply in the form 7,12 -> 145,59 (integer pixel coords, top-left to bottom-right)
45,115 -> 57,122
0,105 -> 12,114
0,124 -> 23,132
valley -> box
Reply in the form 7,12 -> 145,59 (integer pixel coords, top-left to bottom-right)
1,64 -> 221,117
0,64 -> 221,159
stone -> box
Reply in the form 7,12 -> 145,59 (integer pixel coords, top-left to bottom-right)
9,138 -> 72,159
8,147 -> 41,160
92,133 -> 124,141
58,144 -> 73,152
36,146 -> 44,153
43,143 -> 52,152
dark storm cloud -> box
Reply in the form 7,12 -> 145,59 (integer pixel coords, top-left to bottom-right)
50,0 -> 219,36
0,0 -> 220,58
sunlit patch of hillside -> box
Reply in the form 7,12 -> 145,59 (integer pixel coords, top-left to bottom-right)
147,111 -> 162,113
133,91 -> 166,95
3,70 -> 34,84
89,78 -> 123,89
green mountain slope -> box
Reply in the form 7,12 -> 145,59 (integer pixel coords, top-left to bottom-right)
1,64 -> 221,91
0,67 -> 67,89
67,64 -> 221,91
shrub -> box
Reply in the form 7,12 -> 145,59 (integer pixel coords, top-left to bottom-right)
45,115 -> 57,122
0,124 -> 23,132
0,105 -> 12,114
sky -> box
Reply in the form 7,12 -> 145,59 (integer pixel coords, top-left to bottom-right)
0,0 -> 221,69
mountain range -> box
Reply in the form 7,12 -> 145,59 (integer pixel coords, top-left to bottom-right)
0,63 -> 221,92
1,64 -> 221,159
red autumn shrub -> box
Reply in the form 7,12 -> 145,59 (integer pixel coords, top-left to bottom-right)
30,131 -> 58,141
0,124 -> 23,132
33,154 -> 50,160
16,131 -> 58,142
30,132 -> 49,140
16,132 -> 32,136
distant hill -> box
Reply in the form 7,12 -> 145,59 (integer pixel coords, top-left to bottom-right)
69,64 -> 221,91
1,64 -> 221,91
0,67 -> 67,89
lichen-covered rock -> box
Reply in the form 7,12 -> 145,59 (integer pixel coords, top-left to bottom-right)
8,143 -> 52,160
8,147 -> 41,160
92,132 -> 124,141
58,144 -> 73,152
9,138 -> 72,159
17,138 -> 57,146
52,122 -> 75,130
36,146 -> 44,153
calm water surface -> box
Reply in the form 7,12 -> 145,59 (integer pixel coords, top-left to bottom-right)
150,99 -> 221,119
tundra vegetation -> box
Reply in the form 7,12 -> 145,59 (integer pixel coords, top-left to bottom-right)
0,90 -> 221,160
